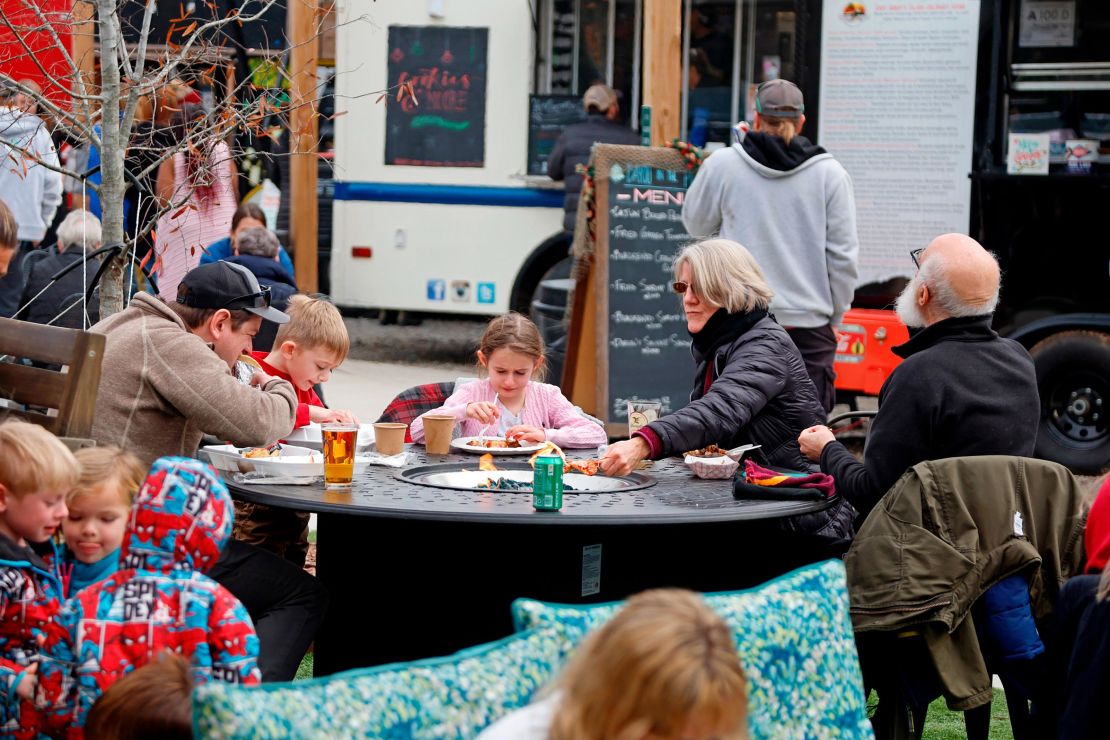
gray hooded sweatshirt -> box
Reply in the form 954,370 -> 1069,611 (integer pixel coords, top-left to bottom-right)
0,106 -> 62,242
682,131 -> 859,328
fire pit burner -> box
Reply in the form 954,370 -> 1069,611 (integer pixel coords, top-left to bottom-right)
395,462 -> 656,493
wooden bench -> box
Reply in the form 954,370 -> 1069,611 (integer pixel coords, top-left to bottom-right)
0,317 -> 106,438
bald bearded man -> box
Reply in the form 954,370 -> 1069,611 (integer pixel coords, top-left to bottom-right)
798,233 -> 1039,518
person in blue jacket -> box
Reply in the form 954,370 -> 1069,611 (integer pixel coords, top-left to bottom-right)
199,202 -> 294,277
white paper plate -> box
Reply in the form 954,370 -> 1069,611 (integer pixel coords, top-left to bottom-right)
450,436 -> 548,455
202,444 -> 375,479
282,423 -> 375,451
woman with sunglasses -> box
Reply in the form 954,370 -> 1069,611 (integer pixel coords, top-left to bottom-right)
600,238 -> 856,544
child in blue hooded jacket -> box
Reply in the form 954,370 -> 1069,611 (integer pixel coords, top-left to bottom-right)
40,456 -> 261,734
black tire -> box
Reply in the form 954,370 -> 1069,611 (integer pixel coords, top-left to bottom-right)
1030,330 -> 1110,474
509,233 -> 573,316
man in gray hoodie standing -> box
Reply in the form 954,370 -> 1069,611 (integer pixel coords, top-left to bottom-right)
682,80 -> 858,412
0,82 -> 63,317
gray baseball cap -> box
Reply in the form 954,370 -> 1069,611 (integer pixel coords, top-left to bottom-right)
755,79 -> 804,119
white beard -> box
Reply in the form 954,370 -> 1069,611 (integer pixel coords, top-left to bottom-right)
895,276 -> 927,329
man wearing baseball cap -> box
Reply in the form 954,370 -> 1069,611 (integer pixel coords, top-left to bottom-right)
548,83 -> 640,234
683,79 -> 859,412
88,260 -> 327,683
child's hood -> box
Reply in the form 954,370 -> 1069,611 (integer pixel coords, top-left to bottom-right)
120,457 -> 233,575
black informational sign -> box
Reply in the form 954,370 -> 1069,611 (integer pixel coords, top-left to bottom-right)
384,26 -> 488,168
527,95 -> 587,176
604,164 -> 693,424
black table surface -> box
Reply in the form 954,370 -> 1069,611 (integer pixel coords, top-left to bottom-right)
219,447 -> 835,526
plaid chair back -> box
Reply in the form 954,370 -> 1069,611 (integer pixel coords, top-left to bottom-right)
376,381 -> 455,442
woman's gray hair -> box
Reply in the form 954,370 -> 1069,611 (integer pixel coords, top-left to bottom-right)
235,227 -> 280,258
673,238 -> 774,313
56,209 -> 102,252
919,251 -> 1001,317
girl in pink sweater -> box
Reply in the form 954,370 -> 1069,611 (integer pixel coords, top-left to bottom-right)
410,313 -> 606,449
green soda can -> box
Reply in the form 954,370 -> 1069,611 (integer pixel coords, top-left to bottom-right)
532,454 -> 564,510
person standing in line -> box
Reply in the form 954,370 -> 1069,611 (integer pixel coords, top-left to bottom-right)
547,84 -> 640,236
153,103 -> 239,301
682,79 -> 859,412
0,83 -> 63,317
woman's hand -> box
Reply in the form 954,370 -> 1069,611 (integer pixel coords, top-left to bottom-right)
600,438 -> 650,477
798,425 -> 836,461
466,402 -> 500,425
506,425 -> 545,445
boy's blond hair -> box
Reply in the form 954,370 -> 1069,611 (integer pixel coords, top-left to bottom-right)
272,294 -> 349,362
69,447 -> 146,507
0,421 -> 80,498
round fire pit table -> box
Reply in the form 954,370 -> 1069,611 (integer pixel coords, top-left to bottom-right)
221,447 -> 840,675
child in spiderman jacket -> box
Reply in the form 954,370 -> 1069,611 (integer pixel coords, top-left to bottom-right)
39,456 -> 262,735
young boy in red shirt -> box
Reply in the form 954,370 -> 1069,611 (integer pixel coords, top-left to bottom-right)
242,294 -> 356,565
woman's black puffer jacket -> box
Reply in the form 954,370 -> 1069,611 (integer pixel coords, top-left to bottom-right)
647,316 -> 824,469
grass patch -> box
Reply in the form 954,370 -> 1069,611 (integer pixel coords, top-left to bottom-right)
923,689 -> 1013,739
295,652 -> 314,681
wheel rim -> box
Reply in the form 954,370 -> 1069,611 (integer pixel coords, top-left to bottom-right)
1045,370 -> 1109,447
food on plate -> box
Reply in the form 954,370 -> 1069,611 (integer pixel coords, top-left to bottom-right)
479,454 -> 498,472
683,444 -> 729,458
466,437 -> 522,449
564,459 -> 601,476
243,443 -> 282,459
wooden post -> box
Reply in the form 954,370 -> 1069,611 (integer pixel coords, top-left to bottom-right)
641,0 -> 682,146
288,0 -> 319,292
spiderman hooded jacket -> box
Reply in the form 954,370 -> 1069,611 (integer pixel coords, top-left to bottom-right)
0,534 -> 65,739
39,457 -> 261,734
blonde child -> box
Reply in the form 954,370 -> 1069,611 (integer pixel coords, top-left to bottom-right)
55,447 -> 145,597
479,588 -> 749,739
410,313 -> 605,448
0,421 -> 77,736
245,293 -> 355,564
251,293 -> 357,428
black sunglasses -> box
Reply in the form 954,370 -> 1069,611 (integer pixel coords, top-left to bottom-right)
672,281 -> 690,295
910,248 -> 924,269
221,285 -> 272,310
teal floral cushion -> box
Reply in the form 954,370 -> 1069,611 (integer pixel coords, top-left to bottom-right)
192,627 -> 571,739
512,559 -> 873,739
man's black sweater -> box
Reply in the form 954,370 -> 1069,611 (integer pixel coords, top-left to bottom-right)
821,315 -> 1039,517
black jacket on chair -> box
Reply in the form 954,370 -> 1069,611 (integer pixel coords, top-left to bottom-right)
820,315 -> 1039,518
15,248 -> 100,330
547,112 -> 639,233
226,254 -> 298,353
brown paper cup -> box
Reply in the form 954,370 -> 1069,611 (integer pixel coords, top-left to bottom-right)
422,414 -> 455,455
373,422 -> 407,456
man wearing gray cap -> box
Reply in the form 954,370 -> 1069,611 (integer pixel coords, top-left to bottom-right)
682,79 -> 859,412
548,83 -> 640,234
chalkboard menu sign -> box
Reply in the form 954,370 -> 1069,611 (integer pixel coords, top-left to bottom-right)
527,95 -> 587,175
604,163 -> 694,424
384,26 -> 488,168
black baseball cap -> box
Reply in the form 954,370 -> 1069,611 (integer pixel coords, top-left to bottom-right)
177,261 -> 289,324
755,79 -> 804,119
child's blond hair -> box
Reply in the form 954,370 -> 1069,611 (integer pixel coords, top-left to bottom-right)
0,421 -> 80,498
68,447 -> 145,508
478,312 -> 547,381
550,589 -> 748,739
272,294 -> 349,362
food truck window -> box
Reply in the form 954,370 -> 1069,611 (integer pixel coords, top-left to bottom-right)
1004,0 -> 1110,169
543,0 -> 640,126
681,0 -> 799,148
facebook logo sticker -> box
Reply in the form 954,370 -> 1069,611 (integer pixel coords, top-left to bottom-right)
427,279 -> 446,301
477,282 -> 496,304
